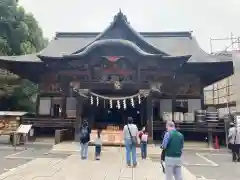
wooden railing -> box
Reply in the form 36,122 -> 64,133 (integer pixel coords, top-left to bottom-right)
153,121 -> 226,132
22,117 -> 75,128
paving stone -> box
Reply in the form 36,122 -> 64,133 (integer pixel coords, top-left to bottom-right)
0,146 -> 196,180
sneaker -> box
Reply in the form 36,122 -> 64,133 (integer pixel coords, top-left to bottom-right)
133,164 -> 137,168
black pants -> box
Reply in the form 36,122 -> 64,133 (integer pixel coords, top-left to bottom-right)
95,145 -> 101,157
230,144 -> 240,161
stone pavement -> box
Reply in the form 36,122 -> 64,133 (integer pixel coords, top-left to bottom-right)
0,145 -> 196,180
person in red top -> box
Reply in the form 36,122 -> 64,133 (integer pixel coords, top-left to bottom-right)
139,127 -> 148,159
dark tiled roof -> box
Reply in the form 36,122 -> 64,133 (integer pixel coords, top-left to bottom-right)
64,39 -> 165,57
40,31 -> 232,63
0,12 -> 233,64
0,54 -> 42,63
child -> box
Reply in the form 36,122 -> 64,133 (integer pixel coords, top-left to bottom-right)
139,127 -> 148,159
94,130 -> 102,160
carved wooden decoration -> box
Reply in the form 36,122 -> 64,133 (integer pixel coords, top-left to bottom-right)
39,83 -> 62,93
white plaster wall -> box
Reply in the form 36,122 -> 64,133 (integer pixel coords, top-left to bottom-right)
159,99 -> 172,116
39,97 -> 51,115
66,97 -> 77,118
188,99 -> 201,113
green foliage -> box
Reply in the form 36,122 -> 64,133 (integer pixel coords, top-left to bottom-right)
10,79 -> 38,112
0,0 -> 48,111
0,0 -> 48,55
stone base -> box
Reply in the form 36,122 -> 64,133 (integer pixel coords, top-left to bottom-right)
89,130 -> 153,146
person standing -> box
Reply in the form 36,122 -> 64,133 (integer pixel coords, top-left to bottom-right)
228,122 -> 240,162
79,119 -> 91,160
123,117 -> 138,167
161,121 -> 184,180
94,130 -> 102,160
139,127 -> 148,159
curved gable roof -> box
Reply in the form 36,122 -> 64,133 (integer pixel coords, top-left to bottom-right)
65,39 -> 164,58
72,11 -> 168,56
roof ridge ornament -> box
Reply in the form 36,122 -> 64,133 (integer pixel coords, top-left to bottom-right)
114,9 -> 129,23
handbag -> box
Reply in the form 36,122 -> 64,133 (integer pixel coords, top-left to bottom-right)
127,124 -> 138,145
161,149 -> 165,161
160,149 -> 166,173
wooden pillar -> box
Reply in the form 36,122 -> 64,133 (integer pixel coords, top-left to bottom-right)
62,96 -> 67,118
172,98 -> 176,121
36,94 -> 40,116
200,82 -> 205,109
140,101 -> 144,127
74,96 -> 83,141
172,73 -> 177,122
207,130 -> 213,148
146,95 -> 153,140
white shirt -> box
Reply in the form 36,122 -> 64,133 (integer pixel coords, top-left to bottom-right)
229,126 -> 240,144
95,138 -> 102,145
123,123 -> 138,139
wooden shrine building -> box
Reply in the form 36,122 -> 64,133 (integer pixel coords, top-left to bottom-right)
0,11 -> 234,142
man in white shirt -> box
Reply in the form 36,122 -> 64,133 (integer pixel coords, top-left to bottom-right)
123,117 -> 138,167
228,122 -> 240,162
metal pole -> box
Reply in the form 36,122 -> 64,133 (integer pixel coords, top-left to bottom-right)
210,37 -> 213,54
224,83 -> 230,148
225,121 -> 229,148
231,32 -> 234,50
172,72 -> 176,122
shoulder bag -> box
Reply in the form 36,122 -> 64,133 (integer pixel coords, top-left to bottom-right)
234,128 -> 237,144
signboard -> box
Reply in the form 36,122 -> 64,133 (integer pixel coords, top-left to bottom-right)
16,124 -> 32,134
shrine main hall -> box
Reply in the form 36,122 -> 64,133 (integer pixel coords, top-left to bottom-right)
0,11 -> 234,142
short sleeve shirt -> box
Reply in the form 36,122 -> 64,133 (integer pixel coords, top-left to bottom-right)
123,124 -> 138,139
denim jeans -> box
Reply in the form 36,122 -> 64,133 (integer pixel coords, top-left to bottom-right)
140,141 -> 147,159
165,157 -> 183,180
80,142 -> 88,159
124,138 -> 137,165
95,145 -> 101,157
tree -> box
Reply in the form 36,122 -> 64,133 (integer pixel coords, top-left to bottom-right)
0,0 -> 48,111
0,0 -> 48,55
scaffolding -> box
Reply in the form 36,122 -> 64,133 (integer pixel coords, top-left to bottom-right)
210,32 -> 240,54
207,33 -> 240,116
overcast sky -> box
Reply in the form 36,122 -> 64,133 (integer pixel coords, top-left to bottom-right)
19,0 -> 240,53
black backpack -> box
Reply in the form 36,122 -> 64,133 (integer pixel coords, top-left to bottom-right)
80,126 -> 88,140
